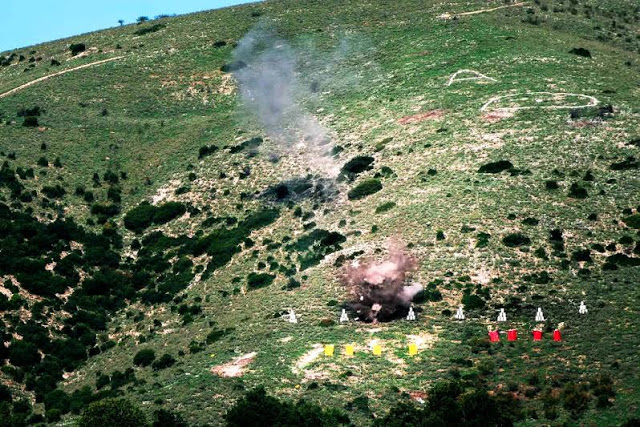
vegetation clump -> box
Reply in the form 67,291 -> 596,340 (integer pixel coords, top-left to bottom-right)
375,201 -> 396,213
568,183 -> 588,199
348,178 -> 382,200
478,160 -> 513,173
133,23 -> 166,36
69,43 -> 86,56
220,61 -> 247,72
247,273 -> 275,290
123,201 -> 186,233
132,349 -> 155,367
79,398 -> 147,427
225,386 -> 349,426
623,214 -> 640,229
503,233 -> 531,247
339,156 -> 374,181
569,47 -> 591,58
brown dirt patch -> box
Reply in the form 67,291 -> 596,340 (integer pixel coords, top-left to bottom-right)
397,109 -> 445,125
409,391 -> 428,402
211,352 -> 256,378
482,110 -> 514,122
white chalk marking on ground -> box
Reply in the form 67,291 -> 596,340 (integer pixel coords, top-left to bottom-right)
438,2 -> 528,19
293,344 -> 324,375
481,92 -> 599,112
0,56 -> 124,99
446,69 -> 497,86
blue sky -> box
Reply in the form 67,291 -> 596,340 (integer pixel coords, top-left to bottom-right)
0,0 -> 259,53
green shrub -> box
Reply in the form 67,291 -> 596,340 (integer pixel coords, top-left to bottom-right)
154,202 -> 186,224
133,23 -> 166,36
79,398 -> 147,427
69,43 -> 86,56
9,340 -> 41,367
229,137 -> 262,153
502,233 -> 531,247
476,232 -> 491,248
103,170 -> 119,184
561,383 -> 591,418
46,408 -> 62,422
623,214 -> 640,228
225,386 -> 349,426
0,385 -> 11,403
348,179 -> 382,200
247,273 -> 275,290
376,201 -> 396,213
568,183 -> 588,199
151,354 -> 175,370
133,348 -> 155,367
545,180 -> 559,190
41,185 -> 65,199
124,203 -> 156,232
339,156 -> 374,181
462,293 -> 485,310
198,145 -> 218,159
22,116 -> 39,127
478,160 -> 513,173
152,409 -> 187,427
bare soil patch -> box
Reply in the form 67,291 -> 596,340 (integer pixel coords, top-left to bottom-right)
397,109 -> 445,125
211,352 -> 257,378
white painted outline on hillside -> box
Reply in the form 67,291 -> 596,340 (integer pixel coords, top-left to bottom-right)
481,92 -> 599,112
438,2 -> 528,19
0,56 -> 124,99
446,69 -> 497,86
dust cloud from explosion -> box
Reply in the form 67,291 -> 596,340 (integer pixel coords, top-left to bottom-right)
341,243 -> 423,323
231,24 -> 376,177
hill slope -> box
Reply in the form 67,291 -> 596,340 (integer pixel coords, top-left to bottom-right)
0,0 -> 639,425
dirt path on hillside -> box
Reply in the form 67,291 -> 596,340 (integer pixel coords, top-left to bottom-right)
439,2 -> 527,19
0,56 -> 124,99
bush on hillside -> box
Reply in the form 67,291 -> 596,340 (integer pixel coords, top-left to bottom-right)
225,386 -> 350,427
22,116 -> 39,127
568,183 -> 588,199
478,160 -> 513,173
123,201 -> 186,233
133,23 -> 166,36
339,156 -> 374,181
376,201 -> 396,213
153,409 -> 187,427
124,203 -> 156,232
151,353 -> 175,370
247,273 -> 275,290
78,398 -> 147,427
503,233 -> 531,247
133,349 -> 155,367
623,214 -> 640,229
153,202 -> 186,224
347,179 -> 382,200
69,43 -> 86,56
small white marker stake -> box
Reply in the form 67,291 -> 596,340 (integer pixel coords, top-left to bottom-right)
288,309 -> 298,324
535,307 -> 545,322
455,305 -> 465,320
340,309 -> 349,323
497,308 -> 507,322
579,301 -> 588,315
406,306 -> 416,321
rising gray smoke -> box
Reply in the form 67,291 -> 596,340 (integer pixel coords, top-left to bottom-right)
232,24 -> 369,177
341,242 -> 422,323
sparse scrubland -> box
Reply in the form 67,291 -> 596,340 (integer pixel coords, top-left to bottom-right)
0,0 -> 639,425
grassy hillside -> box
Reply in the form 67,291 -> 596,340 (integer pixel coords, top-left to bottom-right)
0,0 -> 639,425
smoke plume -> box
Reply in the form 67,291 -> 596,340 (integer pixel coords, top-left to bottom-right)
341,242 -> 422,323
232,24 -> 339,176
